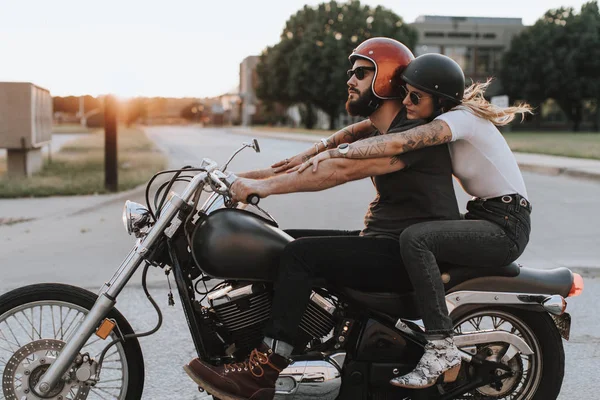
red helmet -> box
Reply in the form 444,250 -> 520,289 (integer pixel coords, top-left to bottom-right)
349,37 -> 414,99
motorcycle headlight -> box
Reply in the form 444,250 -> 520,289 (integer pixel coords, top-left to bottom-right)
122,200 -> 151,237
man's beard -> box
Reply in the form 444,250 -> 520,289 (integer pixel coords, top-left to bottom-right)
346,88 -> 380,117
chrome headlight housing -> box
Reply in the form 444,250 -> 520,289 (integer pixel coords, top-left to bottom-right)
122,200 -> 151,238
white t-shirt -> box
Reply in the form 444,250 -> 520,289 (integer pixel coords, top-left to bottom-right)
435,106 -> 528,199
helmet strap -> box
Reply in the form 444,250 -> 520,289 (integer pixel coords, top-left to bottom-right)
428,95 -> 444,121
367,89 -> 382,112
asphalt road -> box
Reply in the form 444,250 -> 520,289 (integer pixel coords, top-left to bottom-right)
0,125 -> 598,399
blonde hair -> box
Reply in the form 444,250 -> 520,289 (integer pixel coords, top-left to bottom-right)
457,79 -> 533,126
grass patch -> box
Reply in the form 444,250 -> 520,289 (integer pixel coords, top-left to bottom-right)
253,126 -> 600,160
52,124 -> 95,134
502,132 -> 600,160
0,127 -> 167,198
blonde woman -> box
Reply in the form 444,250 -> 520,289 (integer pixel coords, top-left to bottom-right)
291,53 -> 534,389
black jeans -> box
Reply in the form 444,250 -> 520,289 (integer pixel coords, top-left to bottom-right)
264,229 -> 411,345
399,195 -> 532,335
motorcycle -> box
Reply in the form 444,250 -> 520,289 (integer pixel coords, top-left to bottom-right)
0,140 -> 584,400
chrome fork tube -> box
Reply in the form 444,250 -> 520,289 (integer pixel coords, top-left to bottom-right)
36,173 -> 208,394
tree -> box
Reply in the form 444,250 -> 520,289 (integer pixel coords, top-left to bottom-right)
501,1 -> 600,131
180,102 -> 205,122
124,98 -> 148,126
256,0 -> 417,130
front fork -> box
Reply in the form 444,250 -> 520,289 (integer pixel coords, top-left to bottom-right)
34,190 -> 193,395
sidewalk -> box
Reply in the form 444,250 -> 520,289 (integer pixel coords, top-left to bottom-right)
228,127 -> 600,182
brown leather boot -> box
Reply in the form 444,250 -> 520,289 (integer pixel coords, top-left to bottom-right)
183,342 -> 290,400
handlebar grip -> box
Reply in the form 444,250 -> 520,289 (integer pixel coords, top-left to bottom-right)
247,194 -> 260,206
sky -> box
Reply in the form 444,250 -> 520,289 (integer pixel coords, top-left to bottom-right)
0,0 -> 591,98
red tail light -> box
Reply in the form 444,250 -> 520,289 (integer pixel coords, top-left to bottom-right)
568,273 -> 584,297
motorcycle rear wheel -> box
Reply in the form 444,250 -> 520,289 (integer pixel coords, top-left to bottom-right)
449,307 -> 564,400
0,283 -> 145,400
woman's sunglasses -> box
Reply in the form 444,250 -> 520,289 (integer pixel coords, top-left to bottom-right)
401,86 -> 431,106
346,66 -> 376,80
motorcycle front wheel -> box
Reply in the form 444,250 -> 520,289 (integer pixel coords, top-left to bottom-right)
0,283 -> 144,400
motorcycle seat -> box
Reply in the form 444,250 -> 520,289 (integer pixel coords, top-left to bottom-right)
338,262 -> 522,318
447,266 -> 574,298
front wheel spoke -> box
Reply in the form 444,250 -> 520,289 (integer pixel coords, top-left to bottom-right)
12,313 -> 35,342
60,308 -> 77,340
5,319 -> 24,347
99,366 -> 123,371
97,378 -> 123,385
62,311 -> 84,340
82,336 -> 103,350
38,305 -> 44,340
0,328 -> 21,351
0,343 -> 20,354
23,309 -> 42,340
91,386 -> 119,399
102,349 -> 119,360
51,305 -> 57,339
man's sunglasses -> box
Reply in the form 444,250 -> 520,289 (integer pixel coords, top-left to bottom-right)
347,66 -> 376,80
401,86 -> 431,106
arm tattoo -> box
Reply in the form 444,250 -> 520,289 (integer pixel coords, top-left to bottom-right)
338,122 -> 378,144
341,127 -> 358,143
348,120 -> 450,159
301,155 -> 311,162
315,171 -> 345,188
389,156 -> 402,165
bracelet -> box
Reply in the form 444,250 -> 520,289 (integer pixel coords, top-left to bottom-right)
320,138 -> 329,149
314,143 -> 320,155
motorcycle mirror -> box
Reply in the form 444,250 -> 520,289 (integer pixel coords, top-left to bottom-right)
221,139 -> 261,171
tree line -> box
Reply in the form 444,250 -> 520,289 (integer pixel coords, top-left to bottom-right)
256,0 -> 600,131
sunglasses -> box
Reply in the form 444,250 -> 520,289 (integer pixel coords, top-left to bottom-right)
401,86 -> 431,106
347,66 -> 376,80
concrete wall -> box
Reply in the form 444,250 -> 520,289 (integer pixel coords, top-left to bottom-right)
0,82 -> 52,177
0,82 -> 52,149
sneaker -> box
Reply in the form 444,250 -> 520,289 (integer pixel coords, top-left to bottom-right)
390,337 -> 461,389
183,342 -> 290,400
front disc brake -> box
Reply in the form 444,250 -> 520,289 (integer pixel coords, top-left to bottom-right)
2,339 -> 90,400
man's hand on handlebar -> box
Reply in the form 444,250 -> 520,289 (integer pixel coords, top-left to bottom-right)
230,178 -> 264,204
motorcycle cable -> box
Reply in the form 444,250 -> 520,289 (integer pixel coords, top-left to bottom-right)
145,167 -> 207,221
95,263 -> 163,379
153,176 -> 193,212
195,279 -> 230,304
155,166 -> 194,219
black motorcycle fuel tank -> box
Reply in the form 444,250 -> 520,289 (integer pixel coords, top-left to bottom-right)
191,208 -> 293,281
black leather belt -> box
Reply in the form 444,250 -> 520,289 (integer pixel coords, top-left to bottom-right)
481,194 -> 532,212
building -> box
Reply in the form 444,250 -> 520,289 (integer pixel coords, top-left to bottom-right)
410,15 -> 525,95
239,56 -> 260,126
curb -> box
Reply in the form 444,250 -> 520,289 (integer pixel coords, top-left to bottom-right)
227,127 -> 600,182
67,183 -> 148,217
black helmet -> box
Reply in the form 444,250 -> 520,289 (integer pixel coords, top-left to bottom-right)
401,53 -> 465,103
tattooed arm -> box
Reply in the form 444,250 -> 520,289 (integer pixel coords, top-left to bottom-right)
333,120 -> 451,159
270,119 -> 376,173
231,156 -> 406,202
295,120 -> 452,173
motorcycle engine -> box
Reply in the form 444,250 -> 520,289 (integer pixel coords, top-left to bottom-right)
208,283 -> 337,355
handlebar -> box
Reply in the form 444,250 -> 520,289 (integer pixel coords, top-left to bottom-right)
246,194 -> 260,206
199,160 -> 260,205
